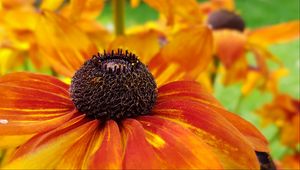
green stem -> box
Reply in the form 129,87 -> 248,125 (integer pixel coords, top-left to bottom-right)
112,0 -> 125,36
234,94 -> 244,113
211,56 -> 220,86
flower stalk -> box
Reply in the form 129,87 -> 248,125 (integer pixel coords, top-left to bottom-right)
112,0 -> 125,36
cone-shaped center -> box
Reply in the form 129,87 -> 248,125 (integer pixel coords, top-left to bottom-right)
70,49 -> 157,121
207,9 -> 245,32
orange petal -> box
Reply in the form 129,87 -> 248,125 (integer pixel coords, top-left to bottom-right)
149,26 -> 213,84
61,0 -> 104,21
89,120 -> 123,169
130,0 -> 140,8
36,11 -> 98,77
200,0 -> 235,14
143,0 -> 203,25
138,116 -> 223,169
153,98 -> 260,169
158,81 -> 222,107
158,81 -> 269,152
3,118 -> 98,169
40,0 -> 64,10
248,20 -> 300,46
214,30 -> 247,68
0,135 -> 33,148
109,30 -> 161,64
0,72 -> 75,135
122,119 -> 165,169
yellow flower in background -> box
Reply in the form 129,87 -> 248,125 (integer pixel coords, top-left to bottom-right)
0,0 -> 110,75
256,94 -> 300,149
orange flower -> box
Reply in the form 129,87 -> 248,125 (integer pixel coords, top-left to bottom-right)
256,94 -> 300,148
140,0 -> 299,95
0,47 -> 269,168
206,9 -> 299,95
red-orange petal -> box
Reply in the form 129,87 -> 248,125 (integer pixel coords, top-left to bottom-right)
149,26 -> 213,85
153,98 -> 260,169
89,120 -> 123,169
138,116 -> 223,169
3,117 -> 98,169
157,81 -> 269,152
0,72 -> 75,135
158,81 -> 222,107
122,119 -> 165,169
36,10 -> 98,77
247,20 -> 300,46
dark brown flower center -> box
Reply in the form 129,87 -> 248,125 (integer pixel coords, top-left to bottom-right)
70,49 -> 157,121
207,9 -> 245,32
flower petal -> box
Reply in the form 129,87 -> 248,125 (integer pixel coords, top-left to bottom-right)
247,20 -> 300,46
149,26 -> 213,85
158,81 -> 269,152
138,116 -> 223,169
158,81 -> 222,106
153,98 -> 260,169
3,117 -> 98,169
89,120 -> 123,169
62,0 -> 104,21
0,72 -> 75,135
143,0 -> 203,25
109,30 -> 161,64
213,30 -> 247,68
0,135 -> 33,148
122,119 -> 165,169
36,11 -> 98,77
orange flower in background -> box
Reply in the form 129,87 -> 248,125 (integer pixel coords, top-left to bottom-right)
206,10 -> 300,95
140,0 -> 300,95
0,0 -> 110,74
256,94 -> 300,149
278,152 -> 300,169
0,49 -> 269,169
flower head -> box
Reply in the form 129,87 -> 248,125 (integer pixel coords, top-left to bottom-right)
0,49 -> 269,169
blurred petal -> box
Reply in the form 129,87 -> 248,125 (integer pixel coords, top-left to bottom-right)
61,0 -> 104,21
40,0 -> 64,10
248,21 -> 300,46
158,81 -> 269,152
109,30 -> 161,64
214,30 -> 247,68
0,72 -> 74,135
130,0 -> 140,8
36,11 -> 98,77
143,0 -> 203,25
138,116 -> 223,169
153,98 -> 260,169
122,119 -> 165,169
149,26 -> 213,85
3,118 -> 98,169
89,120 -> 123,169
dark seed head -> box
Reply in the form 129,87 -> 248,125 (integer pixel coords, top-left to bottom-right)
207,9 -> 245,32
70,49 -> 157,121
